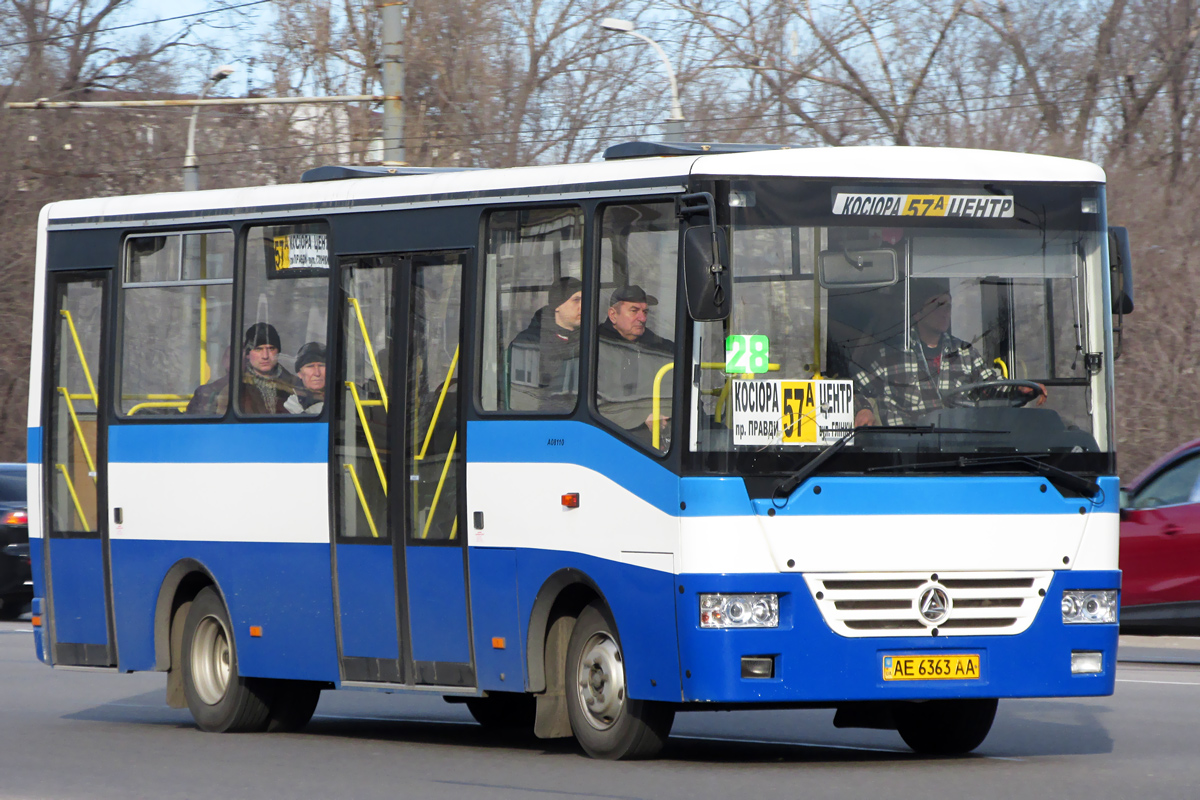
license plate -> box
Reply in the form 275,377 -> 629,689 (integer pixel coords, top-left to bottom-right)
882,654 -> 980,681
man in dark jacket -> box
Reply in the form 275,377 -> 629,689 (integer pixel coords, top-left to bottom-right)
241,322 -> 296,414
596,285 -> 675,445
286,341 -> 326,414
508,276 -> 583,411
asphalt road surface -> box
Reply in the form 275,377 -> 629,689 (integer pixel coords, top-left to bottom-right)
1,621 -> 1196,800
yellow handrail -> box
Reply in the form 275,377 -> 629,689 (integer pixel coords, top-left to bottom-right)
56,388 -> 96,482
993,357 -> 1009,379
421,433 -> 457,539
121,394 -> 192,400
348,297 -> 389,412
345,381 -> 387,494
415,346 -> 459,462
127,401 -> 189,415
342,463 -> 381,539
651,363 -> 674,450
60,309 -> 98,407
55,464 -> 91,532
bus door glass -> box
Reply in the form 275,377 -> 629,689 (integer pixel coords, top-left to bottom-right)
334,255 -> 402,683
43,272 -> 115,667
402,252 -> 472,686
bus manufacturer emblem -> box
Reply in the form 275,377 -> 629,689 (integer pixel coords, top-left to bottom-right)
919,586 -> 950,624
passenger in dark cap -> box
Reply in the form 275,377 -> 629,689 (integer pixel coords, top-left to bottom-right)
285,342 -> 326,415
241,322 -> 296,414
596,284 -> 675,447
508,276 -> 583,411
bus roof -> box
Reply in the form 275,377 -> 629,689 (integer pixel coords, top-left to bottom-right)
44,145 -> 1105,225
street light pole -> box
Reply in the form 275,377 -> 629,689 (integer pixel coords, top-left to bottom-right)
183,65 -> 235,191
600,18 -> 685,142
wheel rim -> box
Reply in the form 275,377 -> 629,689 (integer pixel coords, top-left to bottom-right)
575,631 -> 625,731
191,615 -> 232,706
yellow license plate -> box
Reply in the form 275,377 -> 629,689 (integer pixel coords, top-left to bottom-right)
882,654 -> 980,681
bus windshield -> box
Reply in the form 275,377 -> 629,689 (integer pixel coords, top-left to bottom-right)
691,181 -> 1109,473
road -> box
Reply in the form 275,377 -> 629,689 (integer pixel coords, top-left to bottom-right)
1,620 -> 1196,799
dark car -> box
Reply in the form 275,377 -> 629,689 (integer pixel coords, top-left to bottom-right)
0,463 -> 30,620
1120,439 -> 1200,634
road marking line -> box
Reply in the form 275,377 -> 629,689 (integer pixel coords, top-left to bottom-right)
1117,678 -> 1200,686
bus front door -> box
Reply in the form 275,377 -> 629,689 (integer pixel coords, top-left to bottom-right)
41,271 -> 116,667
333,251 -> 472,688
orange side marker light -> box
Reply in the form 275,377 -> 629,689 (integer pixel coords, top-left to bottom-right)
249,626 -> 263,638
492,637 -> 506,649
561,493 -> 580,509
31,615 -> 41,628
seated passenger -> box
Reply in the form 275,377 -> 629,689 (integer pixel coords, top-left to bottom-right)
286,341 -> 326,415
186,346 -> 231,415
241,322 -> 296,414
596,285 -> 675,442
508,277 -> 582,411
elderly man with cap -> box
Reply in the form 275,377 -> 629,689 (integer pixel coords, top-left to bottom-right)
596,284 -> 675,446
508,276 -> 583,411
852,279 -> 1043,427
285,341 -> 326,415
241,322 -> 296,415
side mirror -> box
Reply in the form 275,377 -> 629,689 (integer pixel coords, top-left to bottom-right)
1108,226 -> 1134,315
1108,226 -> 1134,360
819,248 -> 899,289
679,192 -> 731,321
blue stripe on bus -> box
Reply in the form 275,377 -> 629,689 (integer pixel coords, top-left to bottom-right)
108,422 -> 329,464
26,427 -> 41,463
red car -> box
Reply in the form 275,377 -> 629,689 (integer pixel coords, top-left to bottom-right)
1120,439 -> 1200,634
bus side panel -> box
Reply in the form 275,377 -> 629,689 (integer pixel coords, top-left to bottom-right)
467,546 -> 525,690
517,549 -> 682,703
107,424 -> 338,681
406,545 -> 471,664
335,543 -> 400,660
46,538 -> 108,645
109,539 -> 338,679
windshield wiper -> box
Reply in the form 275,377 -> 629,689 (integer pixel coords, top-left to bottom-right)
867,454 -> 1100,498
772,426 -> 1019,502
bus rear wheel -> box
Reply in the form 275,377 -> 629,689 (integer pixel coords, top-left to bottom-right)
565,603 -> 674,760
181,586 -> 272,733
892,698 -> 998,755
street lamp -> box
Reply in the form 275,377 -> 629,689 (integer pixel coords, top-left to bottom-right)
183,65 -> 236,191
599,18 -> 685,142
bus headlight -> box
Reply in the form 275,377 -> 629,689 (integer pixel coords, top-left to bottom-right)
700,594 -> 779,628
1061,590 -> 1117,624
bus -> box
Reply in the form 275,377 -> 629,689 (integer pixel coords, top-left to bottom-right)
27,141 -> 1133,759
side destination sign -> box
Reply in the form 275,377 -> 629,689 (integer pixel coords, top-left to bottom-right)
833,193 -> 1014,219
731,379 -> 855,447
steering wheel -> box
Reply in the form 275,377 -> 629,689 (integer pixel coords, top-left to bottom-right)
941,379 -> 1045,408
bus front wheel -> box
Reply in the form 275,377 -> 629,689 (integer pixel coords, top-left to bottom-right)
181,586 -> 272,733
565,603 -> 674,760
892,698 -> 998,755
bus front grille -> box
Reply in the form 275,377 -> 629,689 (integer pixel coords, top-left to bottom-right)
804,571 -> 1053,637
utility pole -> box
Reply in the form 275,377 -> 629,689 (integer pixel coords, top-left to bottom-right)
379,0 -> 406,164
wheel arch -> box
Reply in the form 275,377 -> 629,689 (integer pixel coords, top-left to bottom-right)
153,558 -> 222,671
525,567 -> 612,694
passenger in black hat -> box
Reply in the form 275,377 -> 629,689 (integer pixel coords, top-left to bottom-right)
508,276 -> 583,411
286,342 -> 326,415
241,322 -> 296,414
596,284 -> 675,447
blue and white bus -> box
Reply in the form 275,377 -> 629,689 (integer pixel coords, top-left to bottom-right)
27,141 -> 1133,759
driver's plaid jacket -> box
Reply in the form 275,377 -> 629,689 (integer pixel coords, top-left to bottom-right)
850,330 -> 1001,425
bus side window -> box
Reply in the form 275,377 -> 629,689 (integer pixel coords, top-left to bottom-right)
594,202 -> 679,453
119,231 -> 234,417
238,223 -> 331,417
479,207 -> 583,413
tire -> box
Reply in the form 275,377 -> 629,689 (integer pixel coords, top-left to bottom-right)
181,587 -> 272,733
266,681 -> 323,733
892,698 -> 998,755
565,603 -> 674,760
465,692 -> 537,730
